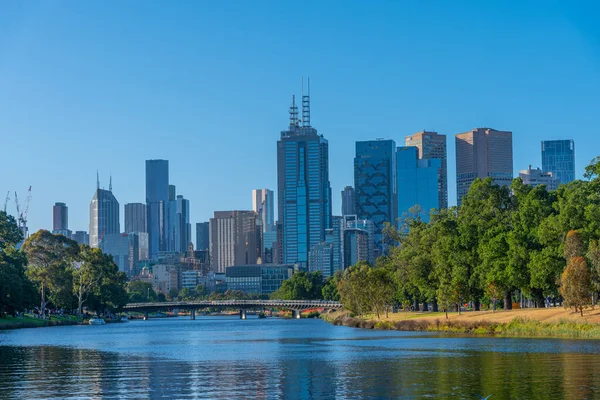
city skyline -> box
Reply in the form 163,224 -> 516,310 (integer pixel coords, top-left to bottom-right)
1,2 -> 598,238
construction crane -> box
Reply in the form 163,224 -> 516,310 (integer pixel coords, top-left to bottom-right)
14,186 -> 32,239
3,191 -> 9,213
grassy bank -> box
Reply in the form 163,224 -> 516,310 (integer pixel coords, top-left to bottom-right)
323,309 -> 600,338
0,315 -> 83,330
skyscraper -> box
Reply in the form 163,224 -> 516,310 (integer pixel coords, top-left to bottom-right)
71,231 -> 89,246
124,203 -> 146,233
167,184 -> 177,252
52,202 -> 70,237
396,146 -> 441,223
354,139 -> 397,253
252,189 -> 275,233
405,131 -> 447,209
541,140 -> 575,185
277,91 -> 332,268
209,210 -> 260,273
343,215 -> 375,267
455,128 -> 513,206
341,186 -> 356,216
89,176 -> 120,248
196,222 -> 209,251
175,194 -> 191,253
146,160 -> 169,258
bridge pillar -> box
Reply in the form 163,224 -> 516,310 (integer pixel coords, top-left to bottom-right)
292,310 -> 301,319
240,309 -> 247,319
143,312 -> 148,321
191,309 -> 196,320
173,308 -> 179,317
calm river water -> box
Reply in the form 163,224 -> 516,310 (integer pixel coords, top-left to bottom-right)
2,316 -> 600,399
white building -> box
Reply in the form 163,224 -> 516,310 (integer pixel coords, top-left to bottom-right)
519,165 -> 559,191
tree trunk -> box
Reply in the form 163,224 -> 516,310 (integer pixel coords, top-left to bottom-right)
40,282 -> 46,319
422,302 -> 428,312
492,299 -> 496,312
432,299 -> 438,312
504,292 -> 512,310
474,299 -> 480,311
580,307 -> 584,317
413,297 -> 419,312
457,303 -> 462,315
445,309 -> 448,320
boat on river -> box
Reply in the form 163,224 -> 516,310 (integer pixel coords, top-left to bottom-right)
89,317 -> 106,325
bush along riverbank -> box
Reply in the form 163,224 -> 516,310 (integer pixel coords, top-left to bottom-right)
0,315 -> 83,330
322,312 -> 600,339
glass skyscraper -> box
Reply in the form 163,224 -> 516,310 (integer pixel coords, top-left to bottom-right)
354,139 -> 397,253
541,140 -> 575,185
277,94 -> 332,268
145,159 -> 169,258
89,180 -> 120,249
396,146 -> 440,224
175,194 -> 191,253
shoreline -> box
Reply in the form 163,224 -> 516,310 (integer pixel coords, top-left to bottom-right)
0,316 -> 83,331
322,309 -> 600,339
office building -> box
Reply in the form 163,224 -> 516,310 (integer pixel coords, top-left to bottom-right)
124,203 -> 146,233
328,216 -> 343,274
341,186 -> 356,216
343,215 -> 375,267
101,232 -> 148,276
226,264 -> 294,295
209,210 -> 260,273
196,222 -> 209,251
175,194 -> 191,254
396,146 -> 441,223
541,140 -> 575,185
165,184 -> 177,253
405,131 -> 448,209
146,160 -> 169,258
52,202 -> 68,232
455,128 -> 513,206
71,231 -> 89,246
308,241 -> 333,277
252,189 -> 275,233
354,139 -> 397,253
519,165 -> 559,191
89,176 -> 120,248
277,92 -> 332,267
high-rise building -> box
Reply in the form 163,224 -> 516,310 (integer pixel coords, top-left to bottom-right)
541,140 -> 575,185
101,232 -> 149,276
209,210 -> 260,273
71,231 -> 89,246
343,215 -> 375,267
354,139 -> 397,253
327,216 -> 343,274
455,128 -> 513,206
277,93 -> 332,268
196,222 -> 209,251
52,202 -> 68,232
175,194 -> 191,253
341,186 -> 356,216
146,160 -> 169,258
89,176 -> 120,248
252,189 -> 275,233
124,203 -> 146,233
308,241 -> 333,278
166,184 -> 177,253
396,146 -> 441,223
405,131 -> 448,209
519,165 -> 559,191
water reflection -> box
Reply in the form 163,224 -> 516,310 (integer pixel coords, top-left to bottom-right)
1,318 -> 600,399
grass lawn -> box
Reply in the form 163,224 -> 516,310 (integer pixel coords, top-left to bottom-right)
0,314 -> 83,330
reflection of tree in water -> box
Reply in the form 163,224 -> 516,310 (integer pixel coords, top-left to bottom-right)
2,345 -> 600,398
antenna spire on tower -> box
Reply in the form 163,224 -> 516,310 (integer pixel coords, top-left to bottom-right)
109,174 -> 112,192
289,95 -> 299,128
302,76 -> 311,128
97,170 -> 100,190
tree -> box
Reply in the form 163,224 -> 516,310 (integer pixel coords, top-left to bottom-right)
168,287 -> 179,301
560,256 -> 591,316
179,287 -> 193,301
72,246 -> 103,315
322,273 -> 340,301
486,283 -> 503,312
367,268 -> 395,319
128,280 -> 156,302
337,262 -> 372,316
22,230 -> 79,318
564,230 -> 585,260
194,284 -> 207,298
270,271 -> 324,300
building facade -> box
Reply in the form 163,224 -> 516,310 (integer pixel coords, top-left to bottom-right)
124,203 -> 146,233
519,165 -> 559,191
52,202 -> 68,234
341,186 -> 356,216
175,195 -> 191,253
354,139 -> 397,253
71,231 -> 89,246
101,232 -> 149,276
455,128 -> 513,206
252,189 -> 275,233
196,222 -> 210,251
226,264 -> 294,295
405,131 -> 448,209
277,95 -> 332,268
396,146 -> 441,223
343,215 -> 375,267
89,182 -> 120,249
541,140 -> 575,185
209,210 -> 260,273
146,160 -> 169,258
308,241 -> 333,278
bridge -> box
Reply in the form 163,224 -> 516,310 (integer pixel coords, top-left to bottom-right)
123,300 -> 344,319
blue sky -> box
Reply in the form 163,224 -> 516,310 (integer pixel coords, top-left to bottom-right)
1,1 -> 599,239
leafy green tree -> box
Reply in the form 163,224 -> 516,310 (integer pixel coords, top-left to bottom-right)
194,284 -> 207,298
337,262 -> 371,315
560,256 -> 591,316
322,273 -> 340,301
270,271 -> 324,300
168,287 -> 179,301
367,267 -> 395,319
73,246 -> 103,315
22,230 -> 79,318
127,280 -> 156,303
179,287 -> 194,301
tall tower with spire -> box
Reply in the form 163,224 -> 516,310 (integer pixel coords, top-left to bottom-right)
89,173 -> 120,248
277,80 -> 332,268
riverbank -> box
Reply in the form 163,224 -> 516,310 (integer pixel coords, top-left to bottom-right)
0,315 -> 83,330
323,308 -> 600,338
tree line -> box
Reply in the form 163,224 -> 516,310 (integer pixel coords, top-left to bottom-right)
0,213 -> 128,318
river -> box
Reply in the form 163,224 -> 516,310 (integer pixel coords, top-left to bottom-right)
1,316 -> 600,399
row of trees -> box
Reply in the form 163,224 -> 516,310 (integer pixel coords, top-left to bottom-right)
0,212 -> 128,318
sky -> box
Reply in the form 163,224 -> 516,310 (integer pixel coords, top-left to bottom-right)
1,1 -> 599,241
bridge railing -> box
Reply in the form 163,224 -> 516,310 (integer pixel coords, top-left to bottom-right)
123,300 -> 343,309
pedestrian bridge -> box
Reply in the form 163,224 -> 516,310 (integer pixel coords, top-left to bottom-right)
123,300 -> 343,319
